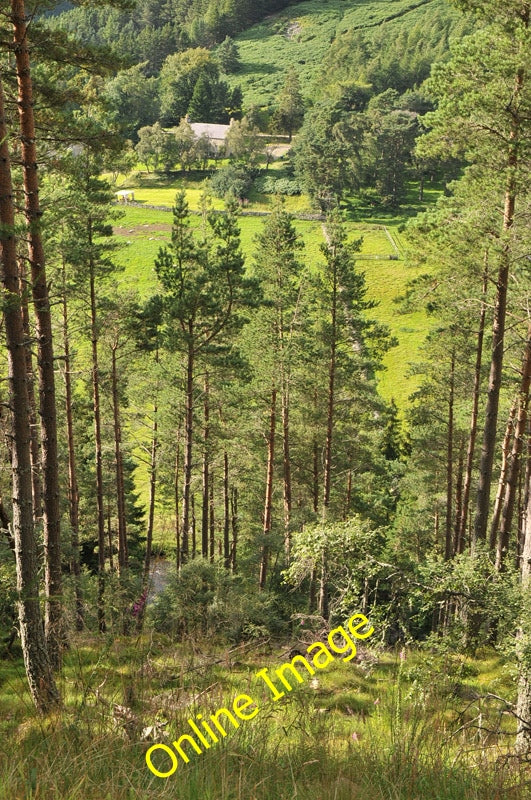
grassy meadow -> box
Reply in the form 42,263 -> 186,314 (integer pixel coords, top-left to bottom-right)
0,625 -> 527,800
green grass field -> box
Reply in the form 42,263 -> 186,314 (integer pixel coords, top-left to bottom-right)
0,627 -> 525,800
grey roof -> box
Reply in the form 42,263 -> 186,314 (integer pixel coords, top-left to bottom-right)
190,122 -> 231,141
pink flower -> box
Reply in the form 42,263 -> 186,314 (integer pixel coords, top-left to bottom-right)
399,648 -> 406,662
351,732 -> 360,741
373,698 -> 380,706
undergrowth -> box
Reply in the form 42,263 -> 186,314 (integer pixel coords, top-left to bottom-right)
0,635 -> 529,799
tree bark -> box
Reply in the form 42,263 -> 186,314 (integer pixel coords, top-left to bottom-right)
223,451 -> 230,569
12,0 -> 63,666
496,324 -> 531,570
111,345 -> 128,574
19,258 -> 42,522
143,399 -> 158,587
201,375 -> 209,559
281,381 -> 292,561
61,269 -> 83,630
181,338 -> 194,564
445,349 -> 455,560
456,265 -> 488,553
175,429 -> 181,570
0,76 -> 59,711
259,387 -> 276,590
88,236 -> 106,633
516,436 -> 531,754
473,64 -> 524,546
323,257 -> 337,512
231,486 -> 238,573
209,471 -> 215,563
489,400 -> 517,549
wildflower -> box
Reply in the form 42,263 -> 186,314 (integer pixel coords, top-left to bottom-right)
373,698 -> 380,706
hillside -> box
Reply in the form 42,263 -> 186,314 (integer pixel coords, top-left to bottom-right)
225,0 -> 466,108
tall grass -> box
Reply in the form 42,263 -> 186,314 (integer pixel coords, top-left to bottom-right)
0,638 -> 528,799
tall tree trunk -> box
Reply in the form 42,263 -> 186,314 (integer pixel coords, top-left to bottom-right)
490,401 -> 517,549
143,398 -> 158,587
518,424 -> 531,568
0,77 -> 59,710
312,437 -> 319,515
457,263 -> 488,553
111,345 -> 128,574
191,493 -> 196,558
231,486 -> 238,573
453,441 -> 464,555
61,269 -> 83,630
259,387 -> 276,590
89,243 -> 106,633
209,472 -> 215,563
175,429 -> 181,570
516,437 -> 531,754
223,452 -> 230,569
473,65 -> 524,546
181,338 -> 194,564
319,251 -> 338,619
19,258 -> 42,522
12,0 -> 63,666
323,259 -> 337,513
496,325 -> 531,570
281,381 -> 292,561
201,375 -> 209,559
445,349 -> 455,560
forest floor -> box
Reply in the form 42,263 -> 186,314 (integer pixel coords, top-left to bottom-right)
0,629 -> 529,799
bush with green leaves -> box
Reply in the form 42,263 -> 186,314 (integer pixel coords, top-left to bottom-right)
209,164 -> 252,200
148,560 -> 284,641
254,175 -> 302,195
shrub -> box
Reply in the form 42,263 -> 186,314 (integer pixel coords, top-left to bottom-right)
148,560 -> 284,641
255,175 -> 302,195
209,164 -> 252,200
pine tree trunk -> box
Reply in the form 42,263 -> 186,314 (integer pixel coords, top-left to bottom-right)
175,431 -> 181,570
457,265 -> 488,553
231,486 -> 238,573
281,377 -> 292,561
445,350 -> 455,560
516,447 -> 531,754
453,441 -> 464,554
209,472 -> 215,563
489,400 -> 517,549
319,250 -> 338,619
496,325 -> 531,570
89,243 -> 106,633
19,258 -> 42,522
323,260 -> 337,513
111,346 -> 128,574
61,272 -> 83,630
201,375 -> 209,559
223,452 -> 230,569
0,77 -> 59,710
259,387 -> 276,590
12,0 -> 63,666
181,338 -> 194,564
143,399 -> 158,587
473,65 -> 524,546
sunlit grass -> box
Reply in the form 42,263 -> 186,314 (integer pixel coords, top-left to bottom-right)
0,637 -> 526,799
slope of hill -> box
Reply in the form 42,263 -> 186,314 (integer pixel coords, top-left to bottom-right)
226,0 -> 465,108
